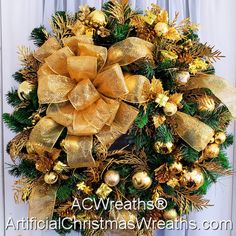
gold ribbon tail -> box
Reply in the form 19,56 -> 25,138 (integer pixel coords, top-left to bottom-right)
173,112 -> 214,151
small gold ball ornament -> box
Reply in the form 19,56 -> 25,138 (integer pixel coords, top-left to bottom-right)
163,102 -> 178,116
154,141 -> 174,154
169,162 -> 183,174
204,143 -> 220,158
197,95 -> 215,112
132,171 -> 152,190
154,22 -> 169,36
175,71 -> 190,85
89,10 -> 107,25
180,168 -> 204,191
44,171 -> 58,185
163,209 -> 178,220
214,132 -> 226,144
17,81 -> 35,100
104,170 -> 120,187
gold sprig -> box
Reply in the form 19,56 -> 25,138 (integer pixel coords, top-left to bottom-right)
9,130 -> 31,162
198,162 -> 233,176
105,0 -> 136,24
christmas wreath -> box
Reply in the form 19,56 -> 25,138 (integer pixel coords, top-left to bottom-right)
3,1 -> 236,235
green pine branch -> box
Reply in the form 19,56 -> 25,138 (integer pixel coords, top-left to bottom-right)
6,89 -> 22,107
30,26 -> 48,46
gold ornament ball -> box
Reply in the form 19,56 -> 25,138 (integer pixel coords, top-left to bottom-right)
214,132 -> 226,144
180,168 -> 204,191
104,170 -> 120,187
204,143 -> 220,158
89,10 -> 106,25
132,171 -> 152,190
44,171 -> 58,185
154,141 -> 174,154
175,71 -> 190,85
154,22 -> 169,36
209,137 -> 215,144
17,81 -> 35,101
169,162 -> 183,174
163,209 -> 178,220
197,95 -> 215,112
163,102 -> 178,116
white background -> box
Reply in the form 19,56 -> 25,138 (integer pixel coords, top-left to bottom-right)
0,1 -> 235,236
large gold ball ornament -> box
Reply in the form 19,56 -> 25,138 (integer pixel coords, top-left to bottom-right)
169,162 -> 183,174
197,95 -> 215,112
204,143 -> 220,158
154,141 -> 174,154
132,171 -> 152,190
180,168 -> 204,191
175,71 -> 190,85
163,102 -> 177,116
214,132 -> 226,144
89,10 -> 107,25
44,171 -> 58,185
154,22 -> 169,36
104,170 -> 120,187
163,209 -> 178,220
17,81 -> 35,100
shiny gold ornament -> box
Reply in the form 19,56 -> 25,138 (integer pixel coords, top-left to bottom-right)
163,209 -> 178,220
155,93 -> 169,107
197,95 -> 215,112
44,171 -> 58,184
18,81 -> 35,100
214,132 -> 226,144
180,168 -> 204,191
132,171 -> 152,190
154,141 -> 174,154
89,10 -> 106,25
154,22 -> 169,36
104,170 -> 120,187
169,162 -> 183,174
96,183 -> 112,199
204,143 -> 220,158
163,102 -> 177,116
209,137 -> 215,144
175,71 -> 190,85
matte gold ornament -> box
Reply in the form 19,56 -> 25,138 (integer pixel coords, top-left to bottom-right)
132,171 -> 152,190
197,95 -> 215,112
154,141 -> 174,154
175,71 -> 190,85
89,10 -> 106,25
154,22 -> 169,36
163,209 -> 178,220
96,183 -> 112,199
214,132 -> 226,144
44,171 -> 58,185
18,81 -> 35,100
204,143 -> 220,158
180,168 -> 204,191
104,170 -> 120,187
163,102 -> 177,116
169,162 -> 183,174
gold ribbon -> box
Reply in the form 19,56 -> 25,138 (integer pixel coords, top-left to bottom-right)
30,36 -> 152,169
29,180 -> 57,220
173,112 -> 214,151
187,74 -> 236,118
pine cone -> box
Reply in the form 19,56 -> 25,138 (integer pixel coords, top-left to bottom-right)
146,209 -> 163,229
155,164 -> 170,183
35,156 -> 53,173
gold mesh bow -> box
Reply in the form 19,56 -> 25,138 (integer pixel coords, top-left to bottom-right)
30,36 -> 152,168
